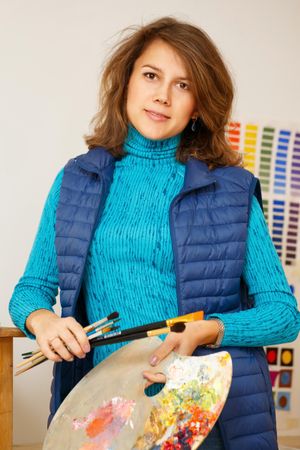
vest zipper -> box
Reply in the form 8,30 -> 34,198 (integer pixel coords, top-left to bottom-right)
169,192 -> 185,316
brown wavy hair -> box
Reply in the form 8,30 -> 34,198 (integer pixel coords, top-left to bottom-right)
84,16 -> 243,170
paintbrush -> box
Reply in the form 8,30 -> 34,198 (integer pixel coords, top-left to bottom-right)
113,311 -> 203,337
86,319 -> 121,338
15,355 -> 48,376
89,311 -> 203,344
15,322 -> 185,376
84,311 -> 119,333
19,321 -> 119,365
16,324 -> 119,370
22,349 -> 40,359
91,322 -> 186,348
87,325 -> 119,341
21,311 -> 120,359
16,311 -> 200,373
16,322 -> 118,371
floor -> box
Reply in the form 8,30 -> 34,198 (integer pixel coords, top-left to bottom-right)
13,437 -> 300,449
13,446 -> 42,450
278,436 -> 300,449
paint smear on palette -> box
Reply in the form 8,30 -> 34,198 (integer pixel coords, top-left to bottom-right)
134,352 -> 231,449
72,396 -> 135,450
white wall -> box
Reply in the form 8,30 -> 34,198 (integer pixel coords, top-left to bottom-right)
1,0 -> 299,444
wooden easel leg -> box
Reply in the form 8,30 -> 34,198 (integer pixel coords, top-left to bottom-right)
0,336 -> 13,450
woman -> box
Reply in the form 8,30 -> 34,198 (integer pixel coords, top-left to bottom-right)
9,16 -> 299,450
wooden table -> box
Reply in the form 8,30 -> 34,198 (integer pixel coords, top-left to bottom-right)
0,327 -> 25,450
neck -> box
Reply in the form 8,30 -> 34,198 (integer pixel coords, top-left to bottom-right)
123,123 -> 182,160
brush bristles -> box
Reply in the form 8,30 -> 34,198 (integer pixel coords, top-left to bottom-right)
107,311 -> 119,321
170,322 -> 186,333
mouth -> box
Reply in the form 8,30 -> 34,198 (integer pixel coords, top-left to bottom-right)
144,109 -> 170,120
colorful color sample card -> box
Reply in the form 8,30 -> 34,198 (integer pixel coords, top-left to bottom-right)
227,122 -> 300,266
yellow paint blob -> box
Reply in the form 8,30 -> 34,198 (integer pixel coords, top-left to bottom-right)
281,350 -> 292,365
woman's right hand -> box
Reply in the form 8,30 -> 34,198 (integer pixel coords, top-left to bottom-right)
25,309 -> 91,362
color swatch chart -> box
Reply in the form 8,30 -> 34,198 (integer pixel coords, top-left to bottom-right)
227,121 -> 300,267
227,121 -> 300,421
266,346 -> 294,411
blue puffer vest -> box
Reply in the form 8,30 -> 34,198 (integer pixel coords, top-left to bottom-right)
50,146 -> 278,450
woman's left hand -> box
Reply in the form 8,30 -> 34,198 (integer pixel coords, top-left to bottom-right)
142,319 -> 219,388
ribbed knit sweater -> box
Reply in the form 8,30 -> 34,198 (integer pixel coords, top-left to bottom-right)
9,124 -> 299,366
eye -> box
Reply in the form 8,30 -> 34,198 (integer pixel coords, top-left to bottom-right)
143,72 -> 157,80
178,82 -> 189,90
142,72 -> 190,90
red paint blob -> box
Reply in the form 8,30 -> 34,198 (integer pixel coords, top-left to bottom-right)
279,395 -> 287,408
86,414 -> 113,438
267,349 -> 277,364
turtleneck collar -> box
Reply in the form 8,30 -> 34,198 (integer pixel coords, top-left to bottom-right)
123,123 -> 182,160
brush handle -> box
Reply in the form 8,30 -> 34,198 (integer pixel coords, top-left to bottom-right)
86,319 -> 120,337
92,311 -> 203,341
19,319 -> 117,363
15,355 -> 47,375
17,326 -> 116,368
84,311 -> 119,333
87,321 -> 168,344
91,331 -> 146,347
113,320 -> 166,336
90,327 -> 172,348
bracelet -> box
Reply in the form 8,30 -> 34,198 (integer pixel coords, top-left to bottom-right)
206,318 -> 225,348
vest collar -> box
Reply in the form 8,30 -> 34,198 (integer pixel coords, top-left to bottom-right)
75,147 -> 116,174
183,157 -> 217,192
76,146 -> 216,191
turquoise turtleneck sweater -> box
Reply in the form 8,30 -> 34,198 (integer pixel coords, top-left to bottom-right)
9,124 -> 299,366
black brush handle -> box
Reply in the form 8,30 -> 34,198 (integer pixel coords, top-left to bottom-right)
89,320 -> 166,344
90,323 -> 185,348
91,330 -> 148,347
119,320 -> 166,335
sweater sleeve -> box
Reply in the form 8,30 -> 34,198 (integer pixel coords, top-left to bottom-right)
207,195 -> 300,347
8,169 -> 64,339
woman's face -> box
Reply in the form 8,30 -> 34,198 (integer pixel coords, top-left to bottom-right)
126,39 -> 198,140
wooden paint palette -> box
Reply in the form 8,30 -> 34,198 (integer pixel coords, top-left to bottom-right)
43,337 -> 232,449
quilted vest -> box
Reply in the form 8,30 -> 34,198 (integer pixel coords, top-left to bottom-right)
50,146 -> 278,450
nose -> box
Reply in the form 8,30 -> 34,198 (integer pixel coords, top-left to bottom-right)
154,96 -> 169,105
153,85 -> 171,105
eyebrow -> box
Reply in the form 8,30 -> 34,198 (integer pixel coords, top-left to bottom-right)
141,64 -> 191,81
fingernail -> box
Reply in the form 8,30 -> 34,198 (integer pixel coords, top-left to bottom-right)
150,356 -> 158,366
84,345 -> 90,352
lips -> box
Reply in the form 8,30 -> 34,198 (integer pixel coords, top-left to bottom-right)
145,109 -> 170,119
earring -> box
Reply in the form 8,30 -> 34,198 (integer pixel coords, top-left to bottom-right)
191,117 -> 198,132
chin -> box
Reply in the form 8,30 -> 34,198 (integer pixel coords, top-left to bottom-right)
140,125 -> 172,141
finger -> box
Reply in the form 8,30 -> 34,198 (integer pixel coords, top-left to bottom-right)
65,318 -> 91,353
149,335 -> 177,366
49,336 -> 74,361
59,329 -> 86,359
38,340 -> 63,362
174,340 -> 193,356
143,370 -> 166,385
